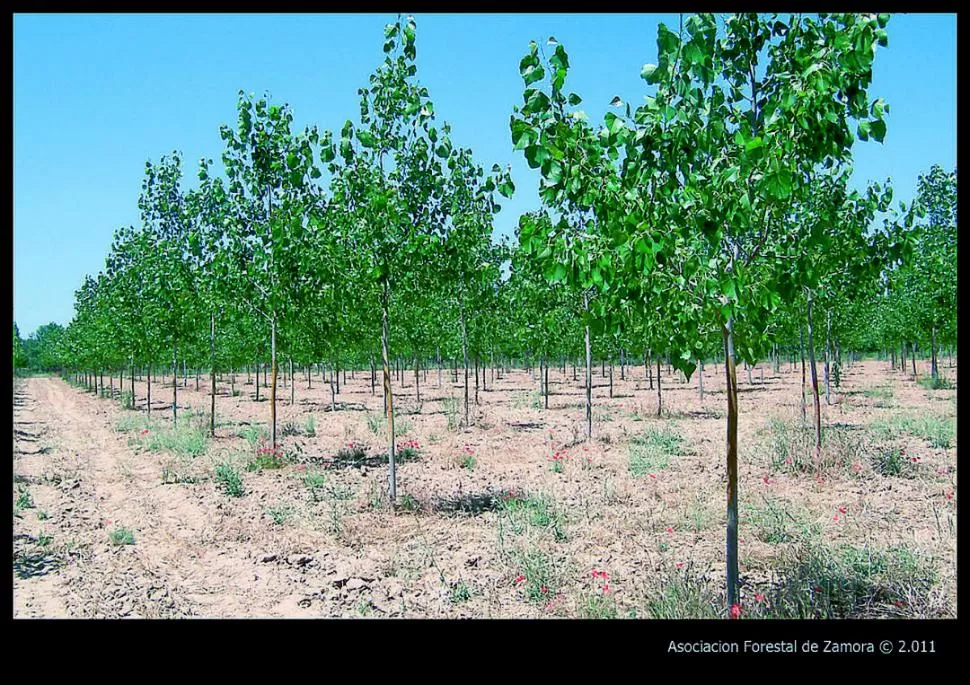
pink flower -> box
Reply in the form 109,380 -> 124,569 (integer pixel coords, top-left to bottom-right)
648,473 -> 657,480
763,476 -> 771,485
833,515 -> 840,522
754,593 -> 765,603
784,458 -> 792,466
514,574 -> 525,584
894,600 -> 906,608
945,491 -> 954,501
852,462 -> 862,474
141,429 -> 149,435
295,464 -> 307,473
675,563 -> 684,569
665,527 -> 673,534
838,507 -> 847,515
730,603 -> 742,619
602,584 -> 610,593
540,585 -> 548,594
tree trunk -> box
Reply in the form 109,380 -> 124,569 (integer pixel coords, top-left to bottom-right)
800,325 -> 807,424
698,359 -> 704,400
290,358 -> 295,406
931,327 -> 938,382
722,317 -> 740,613
335,361 -> 340,394
255,360 -> 260,402
911,343 -> 917,379
437,346 -> 442,389
415,355 -> 420,403
620,349 -> 625,381
172,341 -> 178,425
210,314 -> 216,437
270,319 -> 278,449
584,294 -> 592,441
648,349 -> 654,390
824,309 -> 832,405
656,356 -> 662,417
544,355 -> 549,409
806,292 -> 822,458
609,359 -> 613,398
381,280 -> 396,502
371,358 -> 376,396
462,306 -> 469,427
147,367 -> 152,418
130,357 -> 136,411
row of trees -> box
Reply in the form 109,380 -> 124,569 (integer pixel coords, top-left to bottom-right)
17,13 -> 955,614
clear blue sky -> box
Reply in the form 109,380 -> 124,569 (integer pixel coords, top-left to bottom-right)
13,13 -> 957,337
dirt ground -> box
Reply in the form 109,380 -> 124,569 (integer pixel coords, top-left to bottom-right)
12,356 -> 957,618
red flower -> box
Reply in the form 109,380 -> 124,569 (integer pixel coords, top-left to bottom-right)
141,429 -> 149,435
730,603 -> 742,619
754,593 -> 765,603
763,476 -> 771,485
894,600 -> 906,608
514,574 -> 525,584
602,584 -> 610,593
784,458 -> 792,466
911,456 -> 920,463
648,473 -> 657,479
852,462 -> 862,474
945,491 -> 954,501
833,515 -> 840,522
814,586 -> 823,594
665,527 -> 673,534
838,507 -> 847,514
540,586 -> 548,594
675,563 -> 684,569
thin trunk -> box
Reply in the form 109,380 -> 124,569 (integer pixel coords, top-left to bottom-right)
911,343 -> 917,379
747,362 -> 753,386
824,309 -> 832,405
172,341 -> 178,425
371,358 -> 376,396
270,319 -> 278,449
147,367 -> 152,418
648,349 -> 654,390
698,359 -> 704,400
415,355 -> 420,403
335,361 -> 340,394
475,355 -> 480,405
800,325 -> 807,423
584,293 -> 592,441
255,360 -> 260,402
656,357 -> 662,417
806,292 -> 822,458
722,318 -> 740,612
290,358 -> 294,406
437,346 -> 442,389
620,349 -> 625,381
462,306 -> 469,427
544,355 -> 549,409
130,357 -> 135,410
609,359 -> 613,398
931,327 -> 938,381
210,314 -> 216,437
381,281 -> 396,502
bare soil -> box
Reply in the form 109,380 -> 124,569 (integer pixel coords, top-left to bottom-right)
12,357 -> 957,618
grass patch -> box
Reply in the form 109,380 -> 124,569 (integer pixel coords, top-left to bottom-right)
142,420 -> 210,458
919,375 -> 954,391
628,425 -> 689,477
500,491 -> 567,541
238,424 -> 269,448
758,542 -> 944,618
109,525 -> 135,546
442,396 -> 460,431
367,414 -> 412,437
215,463 -> 245,497
744,497 -> 819,544
644,567 -> 722,619
16,486 -> 34,510
870,446 -> 916,478
872,414 -> 954,450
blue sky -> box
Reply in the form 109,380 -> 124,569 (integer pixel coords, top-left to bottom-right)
13,13 -> 957,337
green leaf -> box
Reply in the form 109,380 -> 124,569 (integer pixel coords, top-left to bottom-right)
857,120 -> 871,141
870,119 -> 886,143
640,63 -> 658,82
546,263 -> 567,284
567,93 -> 582,106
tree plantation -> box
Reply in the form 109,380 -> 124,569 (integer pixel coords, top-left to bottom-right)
13,14 -> 956,620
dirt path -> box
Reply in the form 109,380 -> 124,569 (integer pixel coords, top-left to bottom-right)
13,376 -> 312,618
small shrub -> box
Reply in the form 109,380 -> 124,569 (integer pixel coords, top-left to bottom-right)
460,453 -> 476,470
16,486 -> 34,510
109,525 -> 135,546
280,421 -> 301,437
247,443 -> 288,471
37,510 -> 50,521
367,414 -> 412,437
267,505 -> 290,525
870,446 -> 913,477
398,492 -> 424,514
304,415 -> 316,437
215,463 -> 245,497
442,397 -> 460,431
121,391 -> 134,410
396,438 -> 422,462
238,424 -> 268,448
645,567 -> 721,619
449,580 -> 472,604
